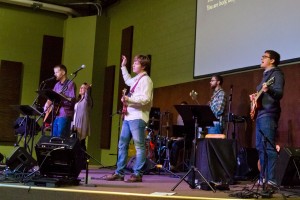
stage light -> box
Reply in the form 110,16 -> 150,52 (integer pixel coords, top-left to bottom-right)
0,0 -> 80,16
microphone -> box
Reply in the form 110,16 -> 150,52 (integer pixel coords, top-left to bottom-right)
71,64 -> 86,75
42,76 -> 56,83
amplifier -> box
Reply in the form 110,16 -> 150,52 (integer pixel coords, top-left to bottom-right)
35,136 -> 84,178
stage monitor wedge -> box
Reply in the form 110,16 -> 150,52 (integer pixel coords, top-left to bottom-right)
6,147 -> 37,172
276,147 -> 300,186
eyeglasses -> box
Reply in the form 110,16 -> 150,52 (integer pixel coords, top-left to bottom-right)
261,55 -> 270,59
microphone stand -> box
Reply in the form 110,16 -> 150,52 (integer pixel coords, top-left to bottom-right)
36,81 -> 49,135
106,110 -> 122,169
226,85 -> 233,139
47,73 -> 77,136
15,82 -> 46,154
258,130 -> 279,198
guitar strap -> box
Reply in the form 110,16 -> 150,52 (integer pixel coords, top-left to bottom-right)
259,69 -> 274,90
59,79 -> 70,95
128,73 -> 147,97
210,88 -> 222,102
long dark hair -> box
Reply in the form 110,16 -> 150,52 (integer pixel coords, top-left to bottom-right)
77,82 -> 93,108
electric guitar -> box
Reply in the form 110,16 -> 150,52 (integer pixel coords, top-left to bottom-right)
121,88 -> 127,120
250,76 -> 275,120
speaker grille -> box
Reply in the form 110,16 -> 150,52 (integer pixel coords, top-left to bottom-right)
276,147 -> 300,186
35,136 -> 84,178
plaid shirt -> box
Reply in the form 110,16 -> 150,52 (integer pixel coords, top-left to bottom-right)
209,88 -> 227,126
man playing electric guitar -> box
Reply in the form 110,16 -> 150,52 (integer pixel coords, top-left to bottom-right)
249,50 -> 284,189
43,64 -> 76,137
105,55 -> 153,183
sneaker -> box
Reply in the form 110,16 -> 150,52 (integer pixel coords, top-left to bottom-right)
105,173 -> 124,181
267,180 -> 278,189
125,174 -> 142,183
256,178 -> 265,186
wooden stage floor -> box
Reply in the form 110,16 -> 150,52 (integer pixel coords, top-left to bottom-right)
1,166 -> 300,200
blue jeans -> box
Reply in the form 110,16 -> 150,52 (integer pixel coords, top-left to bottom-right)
207,121 -> 223,134
52,117 -> 71,138
256,116 -> 278,183
116,119 -> 146,176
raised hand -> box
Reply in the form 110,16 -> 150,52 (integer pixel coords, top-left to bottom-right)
121,55 -> 127,67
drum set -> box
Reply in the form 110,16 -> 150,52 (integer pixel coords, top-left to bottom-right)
144,110 -> 173,170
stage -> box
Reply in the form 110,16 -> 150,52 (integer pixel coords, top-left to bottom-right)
1,166 -> 300,200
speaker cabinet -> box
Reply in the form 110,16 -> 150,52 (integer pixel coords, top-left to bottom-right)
35,136 -> 84,178
6,147 -> 37,172
276,147 -> 300,186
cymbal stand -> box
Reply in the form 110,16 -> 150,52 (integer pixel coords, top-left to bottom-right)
162,112 -> 171,170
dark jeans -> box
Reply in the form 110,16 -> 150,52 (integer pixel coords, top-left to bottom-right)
255,116 -> 278,183
52,117 -> 71,137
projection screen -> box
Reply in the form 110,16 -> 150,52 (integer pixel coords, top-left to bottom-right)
194,0 -> 300,78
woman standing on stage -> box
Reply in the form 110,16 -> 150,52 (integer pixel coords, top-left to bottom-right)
72,82 -> 93,151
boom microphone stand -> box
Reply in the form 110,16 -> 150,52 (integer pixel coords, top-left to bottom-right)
258,129 -> 279,198
81,147 -> 105,186
106,110 -> 122,169
226,85 -> 233,139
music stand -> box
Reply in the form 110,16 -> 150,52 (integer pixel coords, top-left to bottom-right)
37,89 -> 71,136
37,89 -> 70,102
18,105 -> 43,116
11,105 -> 42,155
171,105 -> 217,192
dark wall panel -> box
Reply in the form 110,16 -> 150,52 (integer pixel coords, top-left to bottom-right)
153,64 -> 300,148
0,60 -> 23,143
117,26 -> 133,112
100,65 -> 115,149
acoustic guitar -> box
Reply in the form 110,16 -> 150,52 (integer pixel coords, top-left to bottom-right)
43,92 -> 71,123
43,103 -> 60,123
250,77 -> 275,120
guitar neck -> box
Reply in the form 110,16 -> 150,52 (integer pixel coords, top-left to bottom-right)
255,76 -> 275,101
255,89 -> 264,101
